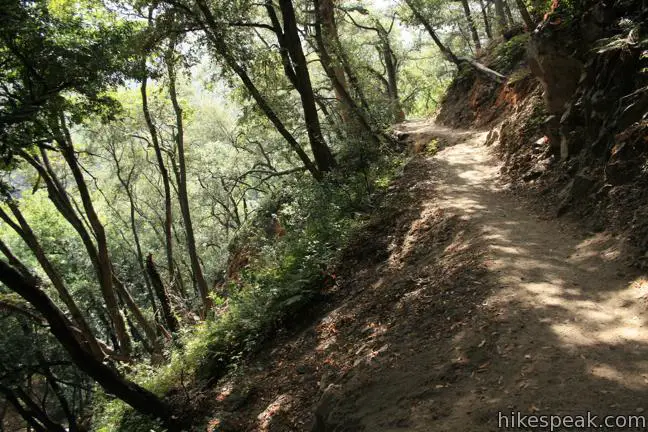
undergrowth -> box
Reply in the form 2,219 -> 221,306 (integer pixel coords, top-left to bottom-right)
490,33 -> 530,74
92,138 -> 407,431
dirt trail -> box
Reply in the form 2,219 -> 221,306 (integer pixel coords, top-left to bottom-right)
215,121 -> 648,431
386,121 -> 648,430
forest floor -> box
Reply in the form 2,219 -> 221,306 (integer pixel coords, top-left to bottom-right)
210,121 -> 648,431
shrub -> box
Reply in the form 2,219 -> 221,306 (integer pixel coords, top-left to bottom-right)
490,33 -> 531,73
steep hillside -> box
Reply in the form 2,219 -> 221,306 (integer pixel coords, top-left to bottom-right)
437,0 -> 648,266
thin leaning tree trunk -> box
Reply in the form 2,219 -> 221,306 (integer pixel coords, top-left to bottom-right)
0,260 -> 179,429
277,0 -> 336,172
461,0 -> 482,50
193,0 -> 322,180
514,0 -> 535,29
318,0 -> 351,123
404,0 -> 504,82
147,254 -> 179,333
0,206 -> 105,360
52,114 -> 133,355
0,384 -> 51,432
36,352 -> 78,432
140,72 -> 181,300
479,0 -> 493,39
19,140 -> 132,356
112,274 -> 160,352
110,145 -> 159,321
165,40 -> 212,314
404,0 -> 460,63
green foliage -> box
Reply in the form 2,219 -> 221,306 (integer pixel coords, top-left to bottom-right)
524,99 -> 548,133
195,164 -> 400,377
93,394 -> 165,432
508,67 -> 532,84
548,0 -> 582,21
490,33 -> 531,73
529,0 -> 553,15
400,44 -> 453,117
0,0 -> 140,160
0,309 -> 91,431
0,190 -> 95,305
426,138 -> 440,155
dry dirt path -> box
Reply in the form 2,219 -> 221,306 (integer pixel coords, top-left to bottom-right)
359,120 -> 648,431
216,121 -> 648,432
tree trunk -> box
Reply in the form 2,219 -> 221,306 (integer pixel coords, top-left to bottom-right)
276,0 -> 336,172
461,0 -> 482,50
265,1 -> 342,141
312,0 -> 382,146
312,0 -> 384,145
165,42 -> 212,314
0,385 -> 50,432
457,55 -> 505,81
318,0 -> 351,123
0,206 -> 104,359
192,0 -> 322,180
479,0 -> 493,39
146,254 -> 179,333
0,237 -> 33,279
36,352 -> 78,432
336,41 -> 374,114
377,24 -> 405,122
15,387 -> 66,432
404,0 -> 505,82
18,145 -> 132,357
514,0 -> 535,29
0,398 -> 7,432
0,260 -> 179,429
504,0 -> 515,25
51,115 -> 132,355
404,0 -> 460,63
47,377 -> 77,432
140,73 -> 177,294
494,0 -> 509,35
384,46 -> 404,122
0,374 -> 67,432
112,274 -> 160,352
109,147 -> 159,319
